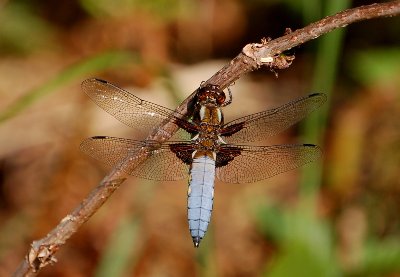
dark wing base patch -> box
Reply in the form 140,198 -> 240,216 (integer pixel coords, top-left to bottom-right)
216,145 -> 242,167
170,143 -> 195,165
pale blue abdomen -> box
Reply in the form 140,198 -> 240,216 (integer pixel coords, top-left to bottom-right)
187,155 -> 215,247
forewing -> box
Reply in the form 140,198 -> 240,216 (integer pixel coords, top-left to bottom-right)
221,93 -> 326,144
216,144 -> 322,183
80,136 -> 189,181
82,78 -> 189,140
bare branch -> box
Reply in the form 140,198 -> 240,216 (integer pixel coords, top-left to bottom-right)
13,1 -> 400,276
207,1 -> 400,90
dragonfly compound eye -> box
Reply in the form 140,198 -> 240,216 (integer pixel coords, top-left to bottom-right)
216,92 -> 226,105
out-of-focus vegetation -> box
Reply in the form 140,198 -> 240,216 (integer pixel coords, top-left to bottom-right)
0,0 -> 399,276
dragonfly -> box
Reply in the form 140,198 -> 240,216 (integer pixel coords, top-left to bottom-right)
80,78 -> 326,247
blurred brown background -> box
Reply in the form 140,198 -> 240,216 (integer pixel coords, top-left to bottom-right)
0,0 -> 399,276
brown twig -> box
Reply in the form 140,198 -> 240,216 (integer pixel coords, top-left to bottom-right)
13,1 -> 400,276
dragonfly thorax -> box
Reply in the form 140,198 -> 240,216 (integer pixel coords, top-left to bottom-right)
197,105 -> 223,125
192,128 -> 225,151
190,99 -> 225,151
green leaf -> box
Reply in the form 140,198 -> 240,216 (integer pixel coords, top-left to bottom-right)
0,51 -> 139,123
349,49 -> 400,87
95,217 -> 140,277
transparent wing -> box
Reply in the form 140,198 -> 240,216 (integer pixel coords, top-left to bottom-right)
222,93 -> 326,144
80,136 -> 189,181
216,144 -> 322,183
82,78 -> 189,140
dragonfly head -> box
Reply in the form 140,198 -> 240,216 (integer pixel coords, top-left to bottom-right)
197,84 -> 226,107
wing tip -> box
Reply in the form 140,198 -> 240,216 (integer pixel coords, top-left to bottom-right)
95,78 -> 107,83
92,135 -> 110,139
81,78 -> 108,89
303,143 -> 317,147
79,136 -> 109,151
303,143 -> 323,158
309,92 -> 328,103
